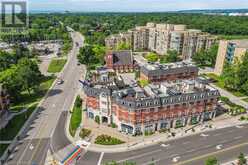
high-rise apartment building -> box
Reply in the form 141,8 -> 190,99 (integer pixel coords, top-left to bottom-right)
105,23 -> 216,60
214,40 -> 248,75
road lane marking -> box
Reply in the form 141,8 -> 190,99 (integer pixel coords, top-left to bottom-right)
176,142 -> 248,165
200,133 -> 209,137
97,152 -> 104,165
220,140 -> 228,143
172,156 -> 181,163
161,144 -> 170,148
213,133 -> 222,136
182,141 -> 190,145
236,125 -> 244,128
117,149 -> 162,163
234,136 -> 242,140
227,130 -> 235,133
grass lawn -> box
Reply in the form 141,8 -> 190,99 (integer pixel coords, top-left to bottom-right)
47,59 -> 67,73
243,98 -> 248,103
205,73 -> 247,97
0,103 -> 38,141
69,96 -> 82,137
0,144 -> 9,157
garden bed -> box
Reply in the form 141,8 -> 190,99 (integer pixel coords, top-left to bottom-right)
95,135 -> 125,145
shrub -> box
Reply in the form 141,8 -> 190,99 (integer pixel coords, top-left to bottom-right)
95,115 -> 100,124
159,128 -> 168,133
79,128 -> 91,139
144,130 -> 154,136
95,134 -> 125,145
111,123 -> 117,128
240,116 -> 246,121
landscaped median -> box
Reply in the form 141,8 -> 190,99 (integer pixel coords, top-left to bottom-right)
69,96 -> 82,137
47,58 -> 67,73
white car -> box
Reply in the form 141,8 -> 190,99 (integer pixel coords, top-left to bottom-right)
57,79 -> 64,85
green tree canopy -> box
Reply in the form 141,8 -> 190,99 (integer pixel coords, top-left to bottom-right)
146,52 -> 159,62
160,50 -> 180,63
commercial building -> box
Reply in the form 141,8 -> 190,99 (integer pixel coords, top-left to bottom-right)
82,69 -> 219,135
0,85 -> 9,117
139,61 -> 198,83
105,23 -> 216,60
214,40 -> 248,75
82,57 -> 219,135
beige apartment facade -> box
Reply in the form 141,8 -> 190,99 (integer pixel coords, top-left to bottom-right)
214,40 -> 248,75
105,22 -> 216,59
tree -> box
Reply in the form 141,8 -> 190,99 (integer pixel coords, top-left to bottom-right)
16,58 -> 42,95
95,115 -> 100,124
77,45 -> 98,65
116,42 -> 131,50
205,157 -> 218,165
92,44 -> 106,64
0,66 -> 23,101
238,153 -> 247,165
192,44 -> 218,67
146,52 -> 158,62
160,50 -> 180,63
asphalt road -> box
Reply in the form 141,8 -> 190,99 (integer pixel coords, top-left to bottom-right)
5,31 -> 85,165
79,124 -> 248,165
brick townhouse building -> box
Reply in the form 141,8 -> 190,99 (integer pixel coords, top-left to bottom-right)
105,50 -> 136,73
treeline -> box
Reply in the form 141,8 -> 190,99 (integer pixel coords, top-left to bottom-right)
57,13 -> 248,47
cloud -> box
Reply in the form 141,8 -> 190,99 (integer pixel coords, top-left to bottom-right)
29,0 -> 248,12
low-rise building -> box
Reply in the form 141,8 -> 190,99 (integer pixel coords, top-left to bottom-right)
139,61 -> 198,83
82,71 -> 220,135
105,50 -> 135,73
214,40 -> 248,75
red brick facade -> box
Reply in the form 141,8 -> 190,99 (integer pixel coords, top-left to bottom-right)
112,98 -> 217,125
140,71 -> 198,83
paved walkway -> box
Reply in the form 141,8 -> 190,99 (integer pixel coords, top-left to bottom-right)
0,141 -> 12,144
210,83 -> 248,109
222,155 -> 248,165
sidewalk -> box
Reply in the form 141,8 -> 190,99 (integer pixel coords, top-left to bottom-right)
88,116 -> 248,153
221,155 -> 248,165
74,112 -> 248,153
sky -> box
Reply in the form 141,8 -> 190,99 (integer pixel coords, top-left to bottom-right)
29,0 -> 248,12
